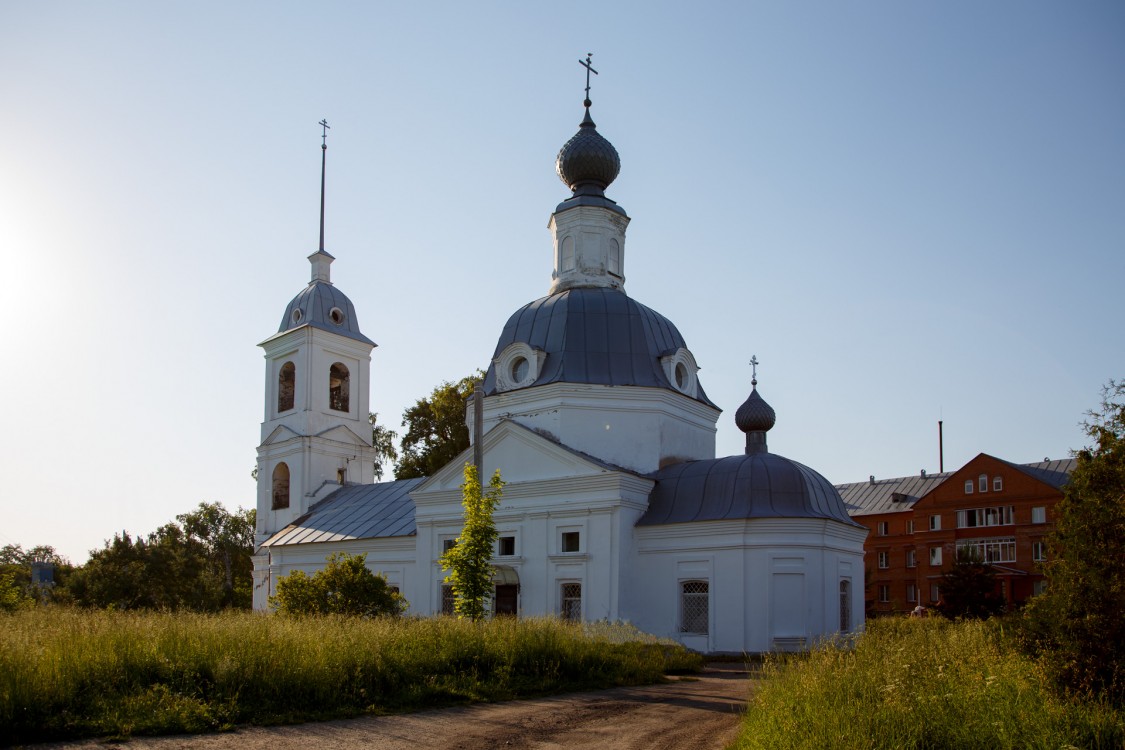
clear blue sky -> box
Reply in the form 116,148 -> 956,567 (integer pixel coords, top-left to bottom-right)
1,2 -> 1122,563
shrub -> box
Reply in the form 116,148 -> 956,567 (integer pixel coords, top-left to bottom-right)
270,552 -> 406,617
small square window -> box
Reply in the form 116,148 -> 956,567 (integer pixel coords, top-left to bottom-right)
1032,506 -> 1046,524
993,476 -> 1003,492
498,536 -> 515,556
877,521 -> 888,536
930,547 -> 943,566
929,514 -> 941,531
878,551 -> 889,569
561,531 -> 580,553
442,539 -> 456,553
964,480 -> 974,494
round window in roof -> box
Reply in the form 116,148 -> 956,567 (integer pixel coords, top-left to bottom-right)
510,356 -> 529,384
674,362 -> 688,389
291,308 -> 303,324
328,307 -> 345,325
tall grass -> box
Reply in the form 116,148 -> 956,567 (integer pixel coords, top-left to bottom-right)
0,608 -> 701,745
735,617 -> 1123,750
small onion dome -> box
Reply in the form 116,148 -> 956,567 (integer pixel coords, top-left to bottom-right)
555,108 -> 621,194
736,382 -> 776,434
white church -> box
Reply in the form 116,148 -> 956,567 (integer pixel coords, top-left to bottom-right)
250,82 -> 867,653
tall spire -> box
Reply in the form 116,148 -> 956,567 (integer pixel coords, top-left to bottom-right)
318,119 -> 330,253
310,119 -> 335,284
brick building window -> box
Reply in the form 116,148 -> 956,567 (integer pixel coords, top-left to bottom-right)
1032,541 -> 1046,562
877,521 -> 888,536
964,480 -> 974,494
906,583 -> 917,603
906,549 -> 917,568
930,584 -> 940,602
957,506 -> 1015,528
1032,506 -> 1046,524
979,474 -> 989,492
993,476 -> 1003,492
957,537 -> 1016,564
906,519 -> 914,534
878,551 -> 889,569
930,547 -> 943,566
930,514 -> 941,531
878,584 -> 890,603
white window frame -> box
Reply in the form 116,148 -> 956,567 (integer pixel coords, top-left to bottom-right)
979,474 -> 989,492
993,476 -> 1003,492
930,584 -> 941,602
930,547 -> 943,566
956,537 -> 1017,564
877,521 -> 888,536
964,480 -> 974,494
930,514 -> 941,531
1032,506 -> 1046,524
906,583 -> 917,603
877,551 -> 889,569
956,506 -> 1015,529
906,519 -> 915,535
906,549 -> 917,568
1032,541 -> 1046,562
560,529 -> 581,554
878,584 -> 890,603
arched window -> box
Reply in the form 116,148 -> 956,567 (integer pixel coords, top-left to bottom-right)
839,580 -> 851,632
680,580 -> 709,634
329,363 -> 350,412
608,238 -> 621,276
271,463 -> 290,510
277,361 -> 295,412
560,236 -> 575,272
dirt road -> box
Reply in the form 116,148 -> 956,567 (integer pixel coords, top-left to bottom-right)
30,663 -> 753,750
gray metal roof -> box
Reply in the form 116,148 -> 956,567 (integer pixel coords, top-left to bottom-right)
640,453 -> 860,527
483,287 -> 718,408
836,473 -> 952,517
262,478 -> 424,547
264,280 -> 375,347
837,458 -> 1077,517
1005,458 -> 1076,489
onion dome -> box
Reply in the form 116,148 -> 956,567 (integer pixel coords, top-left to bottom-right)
736,382 -> 776,434
556,108 -> 621,196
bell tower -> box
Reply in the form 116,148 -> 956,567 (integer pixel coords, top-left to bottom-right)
253,121 -> 377,547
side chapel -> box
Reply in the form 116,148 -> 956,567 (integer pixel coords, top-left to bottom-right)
250,66 -> 867,652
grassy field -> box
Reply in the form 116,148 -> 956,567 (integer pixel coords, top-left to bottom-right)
735,617 -> 1124,750
0,608 -> 701,745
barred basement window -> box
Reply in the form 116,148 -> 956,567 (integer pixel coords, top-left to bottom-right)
680,580 -> 709,634
560,582 -> 582,621
441,585 -> 455,616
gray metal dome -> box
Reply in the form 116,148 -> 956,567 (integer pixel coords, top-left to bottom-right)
639,453 -> 860,527
735,385 -> 776,434
556,109 -> 621,194
274,280 -> 374,346
482,287 -> 716,407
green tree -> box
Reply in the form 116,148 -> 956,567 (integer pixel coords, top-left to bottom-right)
0,569 -> 32,612
440,463 -> 504,621
270,552 -> 406,617
1023,380 -> 1125,701
935,548 -> 1005,619
368,412 -> 399,480
395,371 -> 483,479
66,503 -> 256,611
177,503 -> 256,608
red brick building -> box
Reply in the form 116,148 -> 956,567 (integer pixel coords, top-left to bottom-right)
837,454 -> 1074,616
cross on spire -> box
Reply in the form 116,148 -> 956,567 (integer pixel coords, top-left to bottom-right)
750,355 -> 760,386
579,53 -> 598,108
319,119 -> 330,148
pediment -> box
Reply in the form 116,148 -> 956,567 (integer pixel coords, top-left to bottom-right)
416,420 -> 624,493
261,424 -> 304,446
314,424 -> 370,445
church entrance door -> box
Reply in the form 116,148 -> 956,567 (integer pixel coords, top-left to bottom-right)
495,584 -> 518,615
